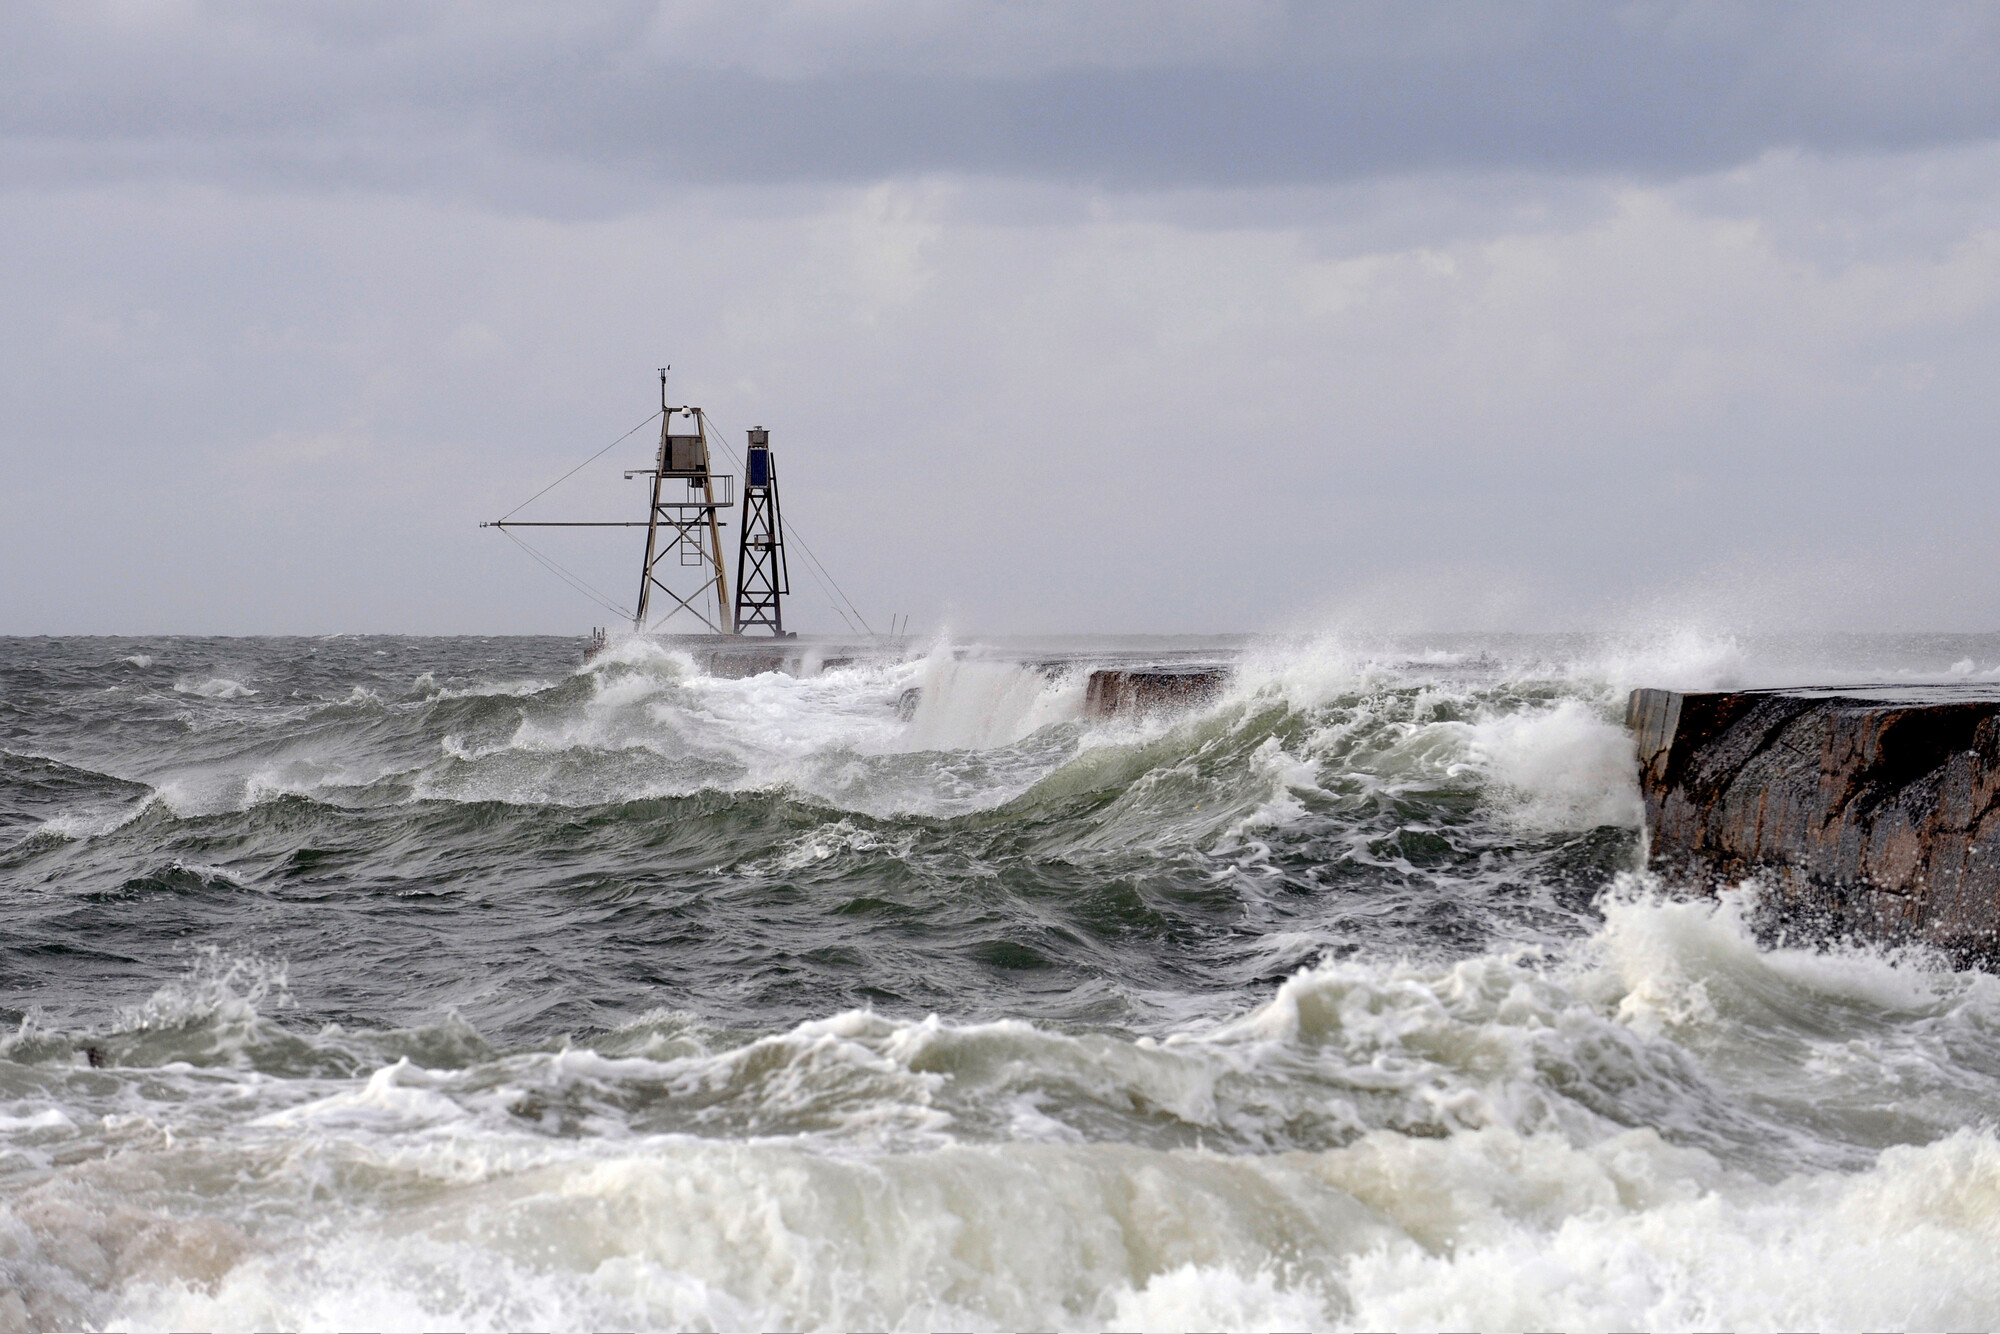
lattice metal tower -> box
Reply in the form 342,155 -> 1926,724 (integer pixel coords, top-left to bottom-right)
733,428 -> 790,635
632,371 -> 734,634
486,370 -> 795,639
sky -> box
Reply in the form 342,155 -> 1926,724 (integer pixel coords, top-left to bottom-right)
4,1 -> 1999,637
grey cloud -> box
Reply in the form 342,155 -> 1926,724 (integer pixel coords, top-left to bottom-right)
3,1 -> 1998,207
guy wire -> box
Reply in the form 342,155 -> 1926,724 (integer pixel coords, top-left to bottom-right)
500,409 -> 663,522
499,528 -> 633,621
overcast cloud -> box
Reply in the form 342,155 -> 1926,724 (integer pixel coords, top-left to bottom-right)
4,2 -> 1999,635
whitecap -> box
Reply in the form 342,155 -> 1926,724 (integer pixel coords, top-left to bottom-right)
174,676 -> 256,700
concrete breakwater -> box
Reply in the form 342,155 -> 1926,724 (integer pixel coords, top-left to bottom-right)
1629,685 -> 2000,964
897,666 -> 1230,721
674,640 -> 1233,721
1081,668 -> 1227,718
685,641 -> 1230,716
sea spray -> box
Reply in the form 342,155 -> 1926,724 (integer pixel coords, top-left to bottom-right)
6,632 -> 2000,1329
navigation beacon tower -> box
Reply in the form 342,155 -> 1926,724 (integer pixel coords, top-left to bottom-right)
485,369 -> 792,638
732,428 -> 790,635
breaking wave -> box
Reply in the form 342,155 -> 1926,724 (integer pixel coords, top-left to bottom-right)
0,892 -> 1996,1329
8,631 -> 2000,1329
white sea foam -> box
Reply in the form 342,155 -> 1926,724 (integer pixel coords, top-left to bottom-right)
899,647 -> 1083,751
26,633 -> 2000,1330
409,638 -> 1097,816
138,632 -> 1674,830
173,676 -> 256,699
164,860 -> 248,888
428,676 -> 560,701
0,1107 -> 74,1134
1572,626 -> 1748,692
1460,698 -> 1644,830
149,753 -> 393,817
251,1059 -> 470,1133
121,948 -> 292,1035
1336,1126 -> 2000,1331
80,1120 -> 2000,1333
767,818 -> 915,872
33,801 -> 151,842
1229,634 -> 1381,713
1,893 -> 1996,1331
1229,735 -> 1323,835
95,1136 -> 1396,1332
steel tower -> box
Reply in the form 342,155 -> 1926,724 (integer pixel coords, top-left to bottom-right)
732,428 -> 790,635
631,372 -> 733,634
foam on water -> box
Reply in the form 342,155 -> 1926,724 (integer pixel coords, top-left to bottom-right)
1336,1126 -> 2000,1330
30,803 -> 151,843
173,676 -> 257,700
407,638 -> 1091,817
45,632 -> 1630,830
899,645 -> 1084,752
9,632 -> 2000,1329
1461,699 -> 1644,831
1570,627 -> 1748,693
2,893 -> 1997,1330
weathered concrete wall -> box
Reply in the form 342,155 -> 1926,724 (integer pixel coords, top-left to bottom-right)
685,638 -> 888,679
1083,669 -> 1227,718
1630,685 -> 2000,963
899,668 -> 1229,722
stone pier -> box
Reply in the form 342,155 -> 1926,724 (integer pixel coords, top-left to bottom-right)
1629,685 -> 2000,964
1083,668 -> 1228,718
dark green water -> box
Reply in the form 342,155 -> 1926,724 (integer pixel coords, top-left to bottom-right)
4,632 -> 2000,1330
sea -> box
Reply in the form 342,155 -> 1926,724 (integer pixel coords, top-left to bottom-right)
5,630 -> 2000,1331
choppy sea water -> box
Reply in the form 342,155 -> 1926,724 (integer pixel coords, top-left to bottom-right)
5,630 -> 2000,1331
